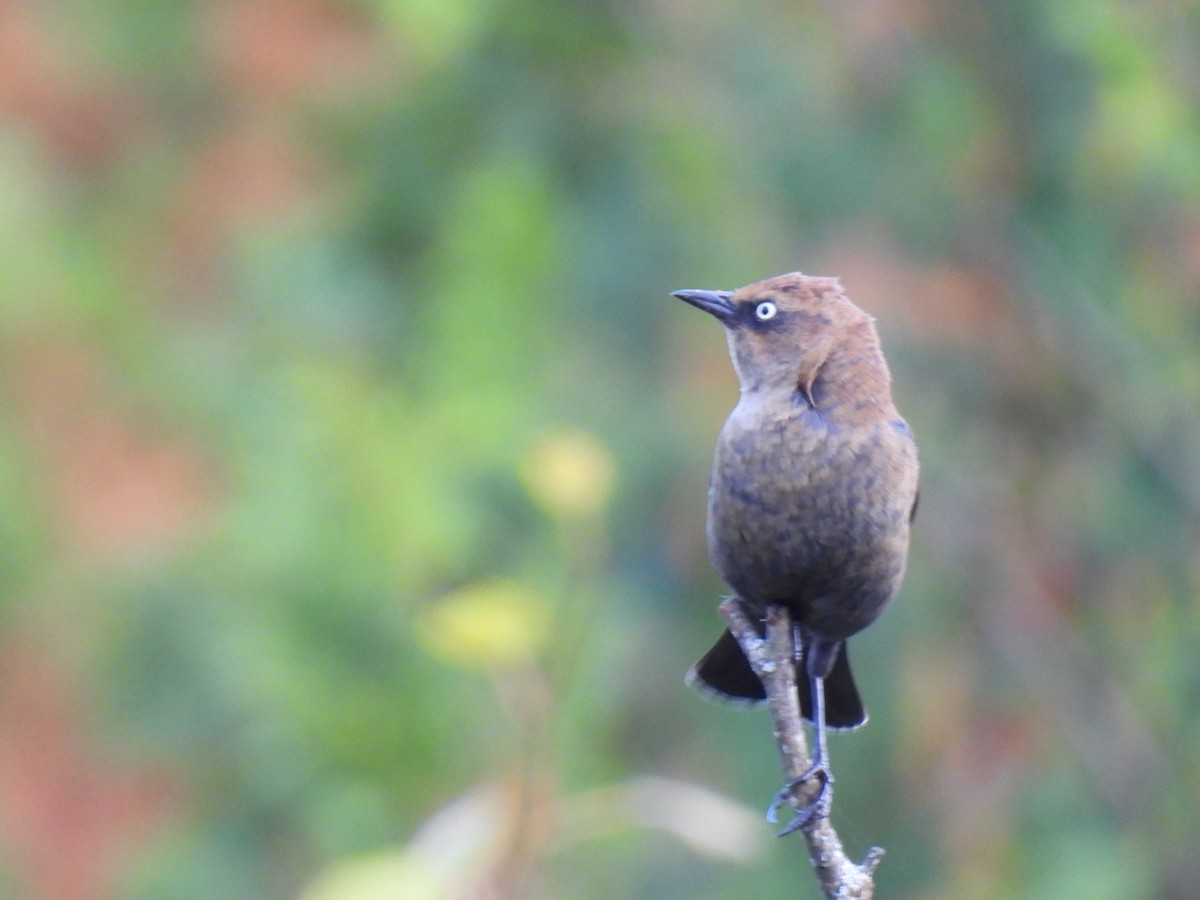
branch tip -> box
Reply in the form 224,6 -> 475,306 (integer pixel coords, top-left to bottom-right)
714,598 -> 883,899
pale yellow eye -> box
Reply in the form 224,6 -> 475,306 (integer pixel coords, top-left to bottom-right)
755,301 -> 777,321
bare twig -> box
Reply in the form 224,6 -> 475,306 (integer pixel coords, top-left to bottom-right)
719,597 -> 884,899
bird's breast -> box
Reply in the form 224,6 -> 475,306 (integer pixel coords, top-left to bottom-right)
705,399 -> 917,632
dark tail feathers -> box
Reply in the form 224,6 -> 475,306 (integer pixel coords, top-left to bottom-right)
686,628 -> 867,729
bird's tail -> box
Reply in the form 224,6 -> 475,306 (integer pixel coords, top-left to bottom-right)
686,628 -> 867,729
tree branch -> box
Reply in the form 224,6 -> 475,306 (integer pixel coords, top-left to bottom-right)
718,597 -> 884,899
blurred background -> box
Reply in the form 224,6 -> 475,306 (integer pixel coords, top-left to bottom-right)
0,0 -> 1197,897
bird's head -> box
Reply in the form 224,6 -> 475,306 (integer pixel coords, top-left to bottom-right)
673,272 -> 874,399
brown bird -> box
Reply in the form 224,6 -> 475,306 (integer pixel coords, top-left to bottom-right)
672,272 -> 919,834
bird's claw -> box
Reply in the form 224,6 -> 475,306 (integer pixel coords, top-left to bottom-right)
766,763 -> 832,836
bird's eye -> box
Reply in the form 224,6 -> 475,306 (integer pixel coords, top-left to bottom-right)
754,301 -> 778,321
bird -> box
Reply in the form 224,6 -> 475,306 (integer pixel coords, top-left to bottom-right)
672,272 -> 919,834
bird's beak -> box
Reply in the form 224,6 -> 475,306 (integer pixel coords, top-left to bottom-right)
672,289 -> 736,321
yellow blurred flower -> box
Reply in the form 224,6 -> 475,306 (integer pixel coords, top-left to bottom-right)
417,579 -> 550,670
300,852 -> 442,900
521,430 -> 616,520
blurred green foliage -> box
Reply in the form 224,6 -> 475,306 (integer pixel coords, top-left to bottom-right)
0,1 -> 1198,898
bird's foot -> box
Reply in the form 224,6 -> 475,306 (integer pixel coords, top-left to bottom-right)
766,763 -> 832,836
